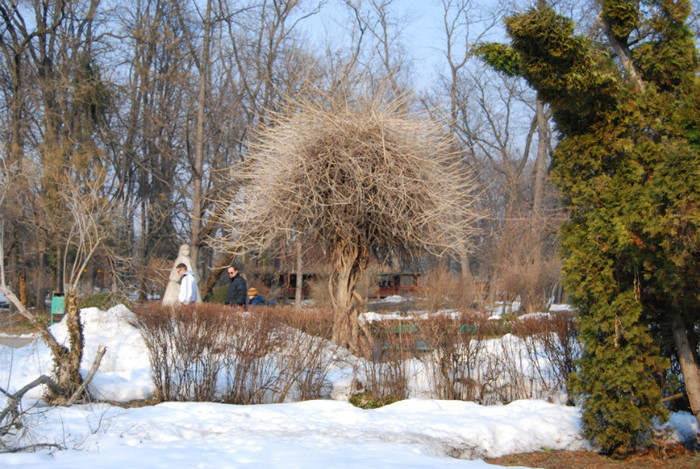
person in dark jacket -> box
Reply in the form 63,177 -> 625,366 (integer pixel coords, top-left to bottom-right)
225,264 -> 248,308
247,287 -> 266,306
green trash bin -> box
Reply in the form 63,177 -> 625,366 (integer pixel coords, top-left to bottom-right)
51,292 -> 65,325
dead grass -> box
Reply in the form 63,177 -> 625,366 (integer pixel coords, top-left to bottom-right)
485,445 -> 699,468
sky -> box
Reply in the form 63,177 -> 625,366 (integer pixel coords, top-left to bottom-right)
0,302 -> 697,468
296,0 -> 508,90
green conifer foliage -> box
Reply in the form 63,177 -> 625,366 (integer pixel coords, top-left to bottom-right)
481,0 -> 699,453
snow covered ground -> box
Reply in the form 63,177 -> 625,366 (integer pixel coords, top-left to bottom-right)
0,303 -> 696,468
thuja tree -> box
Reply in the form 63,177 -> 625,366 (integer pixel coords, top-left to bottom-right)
215,93 -> 480,352
479,0 -> 699,453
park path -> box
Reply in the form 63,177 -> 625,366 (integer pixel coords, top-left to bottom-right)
0,334 -> 34,348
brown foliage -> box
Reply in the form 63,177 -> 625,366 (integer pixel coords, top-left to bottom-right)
130,303 -> 231,401
492,215 -> 562,313
486,445 -> 700,469
275,305 -> 335,342
418,264 -> 486,311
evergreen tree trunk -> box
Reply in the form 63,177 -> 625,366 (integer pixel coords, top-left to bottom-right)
532,98 -> 548,212
671,312 -> 700,436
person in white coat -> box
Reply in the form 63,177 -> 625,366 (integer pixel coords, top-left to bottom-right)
177,263 -> 198,305
163,244 -> 200,305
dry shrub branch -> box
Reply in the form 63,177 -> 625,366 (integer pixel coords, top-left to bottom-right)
418,264 -> 486,311
418,312 -> 490,401
353,320 -> 419,403
221,310 -> 280,404
132,302 -> 578,406
363,309 -> 579,405
132,304 -> 339,404
512,312 -> 579,397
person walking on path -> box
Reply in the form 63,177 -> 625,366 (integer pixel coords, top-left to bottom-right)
177,263 -> 198,305
226,264 -> 248,308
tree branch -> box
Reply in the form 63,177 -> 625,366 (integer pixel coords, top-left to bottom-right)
65,345 -> 107,406
596,12 -> 645,91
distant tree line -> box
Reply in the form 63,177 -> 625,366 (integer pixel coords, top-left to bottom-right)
0,0 -> 571,309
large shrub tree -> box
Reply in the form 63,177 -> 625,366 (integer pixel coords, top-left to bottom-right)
480,0 -> 699,453
215,92 -> 480,351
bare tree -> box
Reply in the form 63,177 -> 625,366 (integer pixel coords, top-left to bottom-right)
426,0 -> 503,279
342,0 -> 410,97
434,0 -> 502,138
214,91 -> 480,351
165,0 -> 325,295
0,168 -> 113,404
118,0 -> 194,296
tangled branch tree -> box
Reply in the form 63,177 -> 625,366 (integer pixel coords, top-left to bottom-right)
215,92 -> 480,351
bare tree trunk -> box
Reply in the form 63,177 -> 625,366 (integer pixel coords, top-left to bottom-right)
3,273 -> 99,406
139,197 -> 148,302
331,265 -> 357,350
54,245 -> 62,293
35,240 -> 46,311
330,240 -> 364,351
201,254 -> 235,299
671,312 -> 700,440
459,249 -> 471,282
18,274 -> 27,307
189,0 -> 212,275
295,241 -> 303,310
45,292 -> 84,403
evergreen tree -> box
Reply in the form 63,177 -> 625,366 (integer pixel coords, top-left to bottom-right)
480,0 -> 700,453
